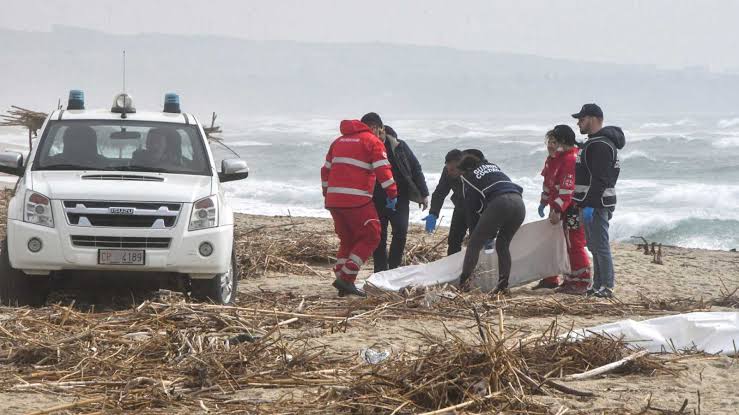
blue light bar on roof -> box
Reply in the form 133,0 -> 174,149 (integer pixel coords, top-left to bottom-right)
68,90 -> 85,110
163,93 -> 181,113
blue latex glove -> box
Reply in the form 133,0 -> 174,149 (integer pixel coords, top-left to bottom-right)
582,207 -> 595,224
484,239 -> 494,251
422,214 -> 437,233
538,203 -> 546,218
385,197 -> 398,212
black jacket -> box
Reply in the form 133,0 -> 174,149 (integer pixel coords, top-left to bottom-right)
574,126 -> 626,208
373,134 -> 429,208
461,161 -> 523,231
429,167 -> 463,217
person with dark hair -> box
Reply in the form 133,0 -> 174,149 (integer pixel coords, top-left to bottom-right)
571,104 -> 626,299
50,125 -> 104,165
457,153 -> 525,295
361,113 -> 430,273
132,127 -> 183,168
321,119 -> 399,297
424,148 -> 489,255
534,125 -> 592,294
461,148 -> 486,162
423,149 -> 465,254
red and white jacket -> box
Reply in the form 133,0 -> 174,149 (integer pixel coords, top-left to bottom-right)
540,147 -> 578,213
321,120 -> 398,208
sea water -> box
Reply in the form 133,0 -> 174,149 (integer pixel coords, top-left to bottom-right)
2,113 -> 737,250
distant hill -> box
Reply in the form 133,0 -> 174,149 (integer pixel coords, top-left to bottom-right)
0,25 -> 737,117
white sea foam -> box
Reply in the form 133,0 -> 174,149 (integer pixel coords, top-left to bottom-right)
503,124 -> 548,132
712,136 -> 739,148
621,150 -> 656,161
718,117 -> 739,128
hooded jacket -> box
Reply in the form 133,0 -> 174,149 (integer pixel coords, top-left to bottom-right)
574,126 -> 626,208
321,120 -> 398,208
372,131 -> 429,208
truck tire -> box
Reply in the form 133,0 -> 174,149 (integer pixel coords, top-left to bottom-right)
190,250 -> 239,305
0,239 -> 48,307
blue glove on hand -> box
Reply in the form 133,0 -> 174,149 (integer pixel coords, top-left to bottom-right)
385,197 -> 398,212
422,214 -> 437,233
582,207 -> 595,224
484,239 -> 495,251
538,203 -> 546,218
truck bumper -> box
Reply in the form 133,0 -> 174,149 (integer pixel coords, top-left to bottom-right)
7,219 -> 233,277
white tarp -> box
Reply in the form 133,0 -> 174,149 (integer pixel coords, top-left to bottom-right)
363,220 -> 570,292
573,312 -> 739,355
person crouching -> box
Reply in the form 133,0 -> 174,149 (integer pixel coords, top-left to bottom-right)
457,153 -> 525,295
321,119 -> 399,297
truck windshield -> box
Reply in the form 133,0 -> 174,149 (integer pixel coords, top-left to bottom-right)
33,120 -> 211,175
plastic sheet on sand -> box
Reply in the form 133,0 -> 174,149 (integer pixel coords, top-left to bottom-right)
573,312 -> 739,355
362,220 -> 571,292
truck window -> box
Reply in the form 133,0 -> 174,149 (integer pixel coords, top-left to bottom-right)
32,120 -> 212,176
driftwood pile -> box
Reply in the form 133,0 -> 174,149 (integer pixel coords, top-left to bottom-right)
0,106 -> 46,133
0,188 -> 11,241
0,106 -> 48,150
326,321 -> 672,414
632,236 -> 665,265
233,220 -> 447,279
0,296 -> 680,414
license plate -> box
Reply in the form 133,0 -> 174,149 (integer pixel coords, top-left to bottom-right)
98,249 -> 145,265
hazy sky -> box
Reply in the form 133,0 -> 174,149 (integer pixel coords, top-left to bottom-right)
2,0 -> 738,71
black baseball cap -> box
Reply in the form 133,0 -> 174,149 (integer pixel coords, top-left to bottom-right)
571,103 -> 603,119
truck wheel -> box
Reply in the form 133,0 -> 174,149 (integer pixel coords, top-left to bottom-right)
0,239 -> 48,307
190,250 -> 239,305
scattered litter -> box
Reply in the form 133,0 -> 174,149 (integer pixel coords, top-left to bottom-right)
360,348 -> 391,364
572,312 -> 739,355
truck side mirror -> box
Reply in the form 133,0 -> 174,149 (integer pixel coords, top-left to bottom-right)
219,158 -> 249,182
0,151 -> 24,176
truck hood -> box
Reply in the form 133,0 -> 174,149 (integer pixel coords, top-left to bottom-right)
30,171 -> 213,202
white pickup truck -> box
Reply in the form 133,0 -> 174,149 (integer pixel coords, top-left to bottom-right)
0,91 -> 248,305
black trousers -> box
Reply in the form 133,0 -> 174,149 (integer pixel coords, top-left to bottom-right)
373,201 -> 410,272
460,193 -> 525,288
447,205 -> 468,255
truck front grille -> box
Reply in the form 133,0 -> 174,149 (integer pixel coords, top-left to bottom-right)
71,235 -> 172,249
63,201 -> 181,229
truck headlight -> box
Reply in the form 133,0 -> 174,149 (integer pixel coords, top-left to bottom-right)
189,195 -> 218,231
24,191 -> 54,228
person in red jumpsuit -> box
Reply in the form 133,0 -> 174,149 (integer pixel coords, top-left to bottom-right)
534,125 -> 592,294
321,119 -> 399,297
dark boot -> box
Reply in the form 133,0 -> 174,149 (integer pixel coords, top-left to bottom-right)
332,279 -> 366,298
531,279 -> 560,290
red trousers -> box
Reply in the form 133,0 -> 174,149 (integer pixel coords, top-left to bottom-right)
542,222 -> 592,287
329,203 -> 381,283
563,224 -> 592,289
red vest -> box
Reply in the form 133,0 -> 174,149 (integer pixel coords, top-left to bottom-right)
321,120 -> 398,208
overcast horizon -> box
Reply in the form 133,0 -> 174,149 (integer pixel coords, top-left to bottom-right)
2,0 -> 739,72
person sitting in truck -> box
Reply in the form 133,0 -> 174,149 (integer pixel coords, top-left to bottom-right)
46,125 -> 104,167
132,128 -> 184,168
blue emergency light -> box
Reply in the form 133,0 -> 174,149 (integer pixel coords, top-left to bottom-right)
163,93 -> 181,113
67,89 -> 85,110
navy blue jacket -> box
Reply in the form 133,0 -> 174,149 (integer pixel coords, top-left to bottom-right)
574,126 -> 625,208
461,162 -> 523,230
429,167 -> 463,217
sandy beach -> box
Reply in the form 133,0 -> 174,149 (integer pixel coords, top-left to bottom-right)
1,196 -> 737,414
